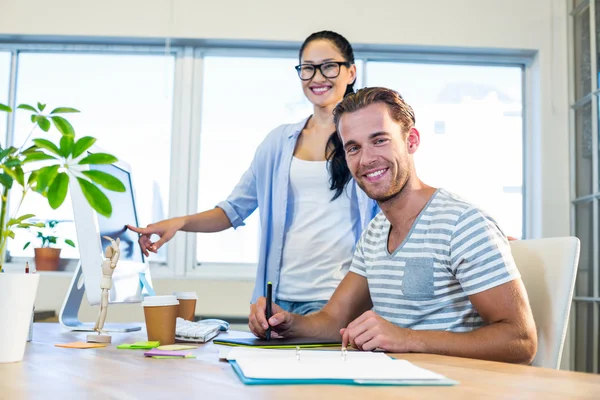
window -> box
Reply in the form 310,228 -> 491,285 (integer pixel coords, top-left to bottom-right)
0,42 -> 530,282
0,52 -> 10,148
195,56 -> 364,265
366,62 -> 523,238
7,52 -> 174,260
569,0 -> 600,374
196,56 -> 313,264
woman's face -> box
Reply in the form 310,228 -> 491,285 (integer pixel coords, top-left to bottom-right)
299,39 -> 356,109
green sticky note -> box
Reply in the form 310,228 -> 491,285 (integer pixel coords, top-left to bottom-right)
117,341 -> 160,349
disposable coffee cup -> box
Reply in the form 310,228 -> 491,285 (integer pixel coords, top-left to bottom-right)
173,292 -> 198,321
142,295 -> 179,345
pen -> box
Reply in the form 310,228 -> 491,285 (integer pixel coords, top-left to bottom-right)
266,281 -> 272,341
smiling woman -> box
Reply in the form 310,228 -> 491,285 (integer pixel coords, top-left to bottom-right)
130,31 -> 379,317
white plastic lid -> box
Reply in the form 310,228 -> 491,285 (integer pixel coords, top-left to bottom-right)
173,291 -> 198,300
142,295 -> 179,307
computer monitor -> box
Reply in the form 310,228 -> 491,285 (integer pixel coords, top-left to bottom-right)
59,147 -> 153,331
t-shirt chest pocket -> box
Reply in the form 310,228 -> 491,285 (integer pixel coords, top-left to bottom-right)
400,258 -> 435,299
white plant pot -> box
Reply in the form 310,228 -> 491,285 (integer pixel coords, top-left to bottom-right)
0,273 -> 39,363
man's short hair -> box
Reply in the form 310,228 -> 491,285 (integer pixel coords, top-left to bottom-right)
333,87 -> 416,135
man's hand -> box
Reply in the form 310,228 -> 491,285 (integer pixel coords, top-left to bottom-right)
340,310 -> 414,352
249,297 -> 294,339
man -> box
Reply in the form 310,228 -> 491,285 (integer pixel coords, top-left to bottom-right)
249,87 -> 537,364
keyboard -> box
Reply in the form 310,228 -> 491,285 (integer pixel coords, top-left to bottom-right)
175,318 -> 226,343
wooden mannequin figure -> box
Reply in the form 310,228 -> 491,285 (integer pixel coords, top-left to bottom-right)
87,236 -> 120,344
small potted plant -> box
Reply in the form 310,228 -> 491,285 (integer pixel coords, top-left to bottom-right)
22,220 -> 76,271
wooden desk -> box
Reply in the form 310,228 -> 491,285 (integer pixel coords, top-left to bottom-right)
1,323 -> 599,399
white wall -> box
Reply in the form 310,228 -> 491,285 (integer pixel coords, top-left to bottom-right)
1,0 -> 571,361
0,0 -> 570,237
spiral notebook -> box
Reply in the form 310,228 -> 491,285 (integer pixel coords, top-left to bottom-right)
224,348 -> 458,386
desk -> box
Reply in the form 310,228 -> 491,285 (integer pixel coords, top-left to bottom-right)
1,323 -> 599,399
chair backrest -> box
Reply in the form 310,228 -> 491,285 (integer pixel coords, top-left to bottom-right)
510,237 -> 580,369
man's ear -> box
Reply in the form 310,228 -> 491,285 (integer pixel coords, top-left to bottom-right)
406,127 -> 420,154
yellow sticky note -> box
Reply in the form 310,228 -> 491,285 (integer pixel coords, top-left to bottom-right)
157,344 -> 198,351
55,341 -> 108,349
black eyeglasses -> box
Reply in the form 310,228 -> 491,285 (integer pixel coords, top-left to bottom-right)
294,61 -> 352,81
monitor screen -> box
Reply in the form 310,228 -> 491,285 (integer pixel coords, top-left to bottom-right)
90,164 -> 144,263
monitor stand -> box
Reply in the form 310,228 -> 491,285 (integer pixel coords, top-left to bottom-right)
59,260 -> 141,332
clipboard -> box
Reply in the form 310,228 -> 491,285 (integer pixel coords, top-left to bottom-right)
213,336 -> 341,348
229,360 -> 459,386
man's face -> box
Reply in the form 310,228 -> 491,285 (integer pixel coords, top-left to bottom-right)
338,102 -> 418,202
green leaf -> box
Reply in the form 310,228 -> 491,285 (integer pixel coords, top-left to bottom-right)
32,139 -> 61,157
47,172 -> 69,209
50,116 -> 75,137
0,173 -> 13,188
8,213 -> 35,227
65,239 -> 76,247
3,158 -> 21,168
15,165 -> 24,187
24,152 -> 57,163
36,165 -> 60,194
77,178 -> 112,217
7,230 -> 14,239
0,148 -> 11,160
27,170 -> 39,186
0,103 -> 12,112
72,137 -> 96,159
48,236 -> 57,244
50,107 -> 80,114
22,145 -> 38,154
17,213 -> 35,223
37,102 -> 46,112
36,116 -> 51,132
17,104 -> 37,113
48,220 -> 58,228
82,170 -> 126,192
23,242 -> 31,250
1,165 -> 18,180
33,222 -> 45,228
78,153 -> 118,165
59,135 -> 74,158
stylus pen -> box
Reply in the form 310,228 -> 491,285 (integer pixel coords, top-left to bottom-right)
266,281 -> 272,341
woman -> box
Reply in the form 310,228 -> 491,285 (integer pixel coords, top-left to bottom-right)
128,31 -> 378,315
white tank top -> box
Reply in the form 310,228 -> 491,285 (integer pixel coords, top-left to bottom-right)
277,157 -> 357,301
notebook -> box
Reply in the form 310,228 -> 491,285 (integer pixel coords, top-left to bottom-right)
213,336 -> 340,348
225,348 -> 458,386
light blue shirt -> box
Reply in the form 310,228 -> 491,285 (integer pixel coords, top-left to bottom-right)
217,117 -> 379,303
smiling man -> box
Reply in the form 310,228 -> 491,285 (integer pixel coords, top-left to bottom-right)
248,87 -> 537,364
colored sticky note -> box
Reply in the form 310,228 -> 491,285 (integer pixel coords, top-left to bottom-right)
55,342 -> 108,349
144,349 -> 191,357
157,344 -> 198,351
151,355 -> 196,359
117,341 -> 160,350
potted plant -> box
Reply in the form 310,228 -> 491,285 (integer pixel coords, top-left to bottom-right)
21,219 -> 76,271
0,102 -> 125,363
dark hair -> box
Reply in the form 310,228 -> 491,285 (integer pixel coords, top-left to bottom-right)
298,31 -> 356,200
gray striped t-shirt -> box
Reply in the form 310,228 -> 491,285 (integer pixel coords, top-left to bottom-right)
349,188 -> 520,332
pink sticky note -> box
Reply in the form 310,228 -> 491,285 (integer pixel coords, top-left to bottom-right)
144,349 -> 190,357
